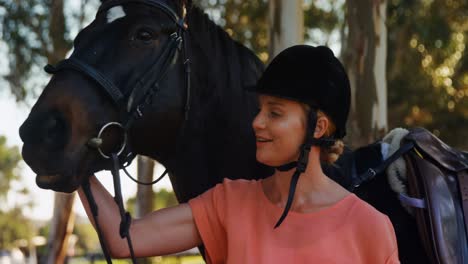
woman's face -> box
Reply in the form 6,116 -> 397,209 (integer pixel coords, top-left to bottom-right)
252,94 -> 308,166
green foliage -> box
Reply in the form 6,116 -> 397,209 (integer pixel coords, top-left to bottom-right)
195,0 -> 269,60
0,136 -> 34,249
0,207 -> 34,248
304,0 -> 344,44
0,135 -> 21,202
126,188 -> 179,214
69,255 -> 204,264
69,259 -> 130,264
0,0 -> 57,101
195,0 -> 345,61
0,0 -> 99,101
73,222 -> 100,255
387,0 -> 468,148
152,255 -> 204,264
153,188 -> 178,209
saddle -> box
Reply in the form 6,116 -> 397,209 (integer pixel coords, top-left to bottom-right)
379,127 -> 468,264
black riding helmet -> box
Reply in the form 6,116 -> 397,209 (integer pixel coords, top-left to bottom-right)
250,45 -> 351,228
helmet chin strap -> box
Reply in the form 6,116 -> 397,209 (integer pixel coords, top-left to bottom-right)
273,143 -> 311,228
273,110 -> 336,228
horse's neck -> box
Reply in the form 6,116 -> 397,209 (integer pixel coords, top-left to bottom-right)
186,7 -> 263,131
163,8 -> 265,201
187,7 -> 262,88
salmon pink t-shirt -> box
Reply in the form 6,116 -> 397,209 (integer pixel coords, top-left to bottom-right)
188,178 -> 399,264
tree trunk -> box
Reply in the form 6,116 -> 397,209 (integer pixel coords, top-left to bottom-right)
48,0 -> 70,63
135,156 -> 155,264
45,193 -> 75,264
268,0 -> 304,57
44,1 -> 77,263
136,156 -> 155,217
342,0 -> 388,148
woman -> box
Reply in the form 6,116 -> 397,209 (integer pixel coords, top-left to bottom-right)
78,45 -> 399,263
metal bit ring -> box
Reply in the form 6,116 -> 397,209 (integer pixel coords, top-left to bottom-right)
96,122 -> 127,159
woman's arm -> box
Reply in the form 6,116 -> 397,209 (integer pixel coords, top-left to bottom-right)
77,175 -> 202,258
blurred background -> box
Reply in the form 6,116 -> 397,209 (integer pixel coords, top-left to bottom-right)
0,0 -> 466,263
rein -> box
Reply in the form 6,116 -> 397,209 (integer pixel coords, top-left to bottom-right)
44,1 -> 191,263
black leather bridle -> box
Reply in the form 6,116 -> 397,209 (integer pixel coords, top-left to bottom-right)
44,1 -> 191,263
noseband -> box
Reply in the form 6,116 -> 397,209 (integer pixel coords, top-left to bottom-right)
44,1 -> 191,263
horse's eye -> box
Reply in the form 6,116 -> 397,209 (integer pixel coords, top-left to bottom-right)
136,29 -> 154,42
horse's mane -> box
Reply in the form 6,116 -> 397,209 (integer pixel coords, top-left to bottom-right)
187,6 -> 263,85
185,6 -> 264,131
160,5 -> 270,185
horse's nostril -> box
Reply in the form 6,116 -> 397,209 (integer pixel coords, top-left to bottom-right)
20,112 -> 69,150
43,115 -> 69,150
44,117 -> 61,136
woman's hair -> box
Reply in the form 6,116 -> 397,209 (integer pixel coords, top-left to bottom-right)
317,111 -> 344,164
302,105 -> 344,164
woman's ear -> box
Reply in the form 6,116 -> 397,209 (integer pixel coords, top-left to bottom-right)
314,116 -> 329,138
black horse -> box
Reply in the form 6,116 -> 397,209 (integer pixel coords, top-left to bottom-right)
19,0 -> 268,201
19,0 -> 428,262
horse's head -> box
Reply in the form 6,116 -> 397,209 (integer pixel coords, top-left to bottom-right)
20,0 -> 191,192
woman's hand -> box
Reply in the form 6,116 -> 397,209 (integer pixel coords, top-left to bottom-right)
77,175 -> 202,258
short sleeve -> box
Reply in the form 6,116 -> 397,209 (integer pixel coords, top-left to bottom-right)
384,217 -> 400,264
351,200 -> 401,263
188,183 -> 227,264
385,248 -> 400,264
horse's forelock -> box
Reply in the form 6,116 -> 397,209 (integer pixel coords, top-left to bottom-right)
106,6 -> 126,23
99,0 -> 192,18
